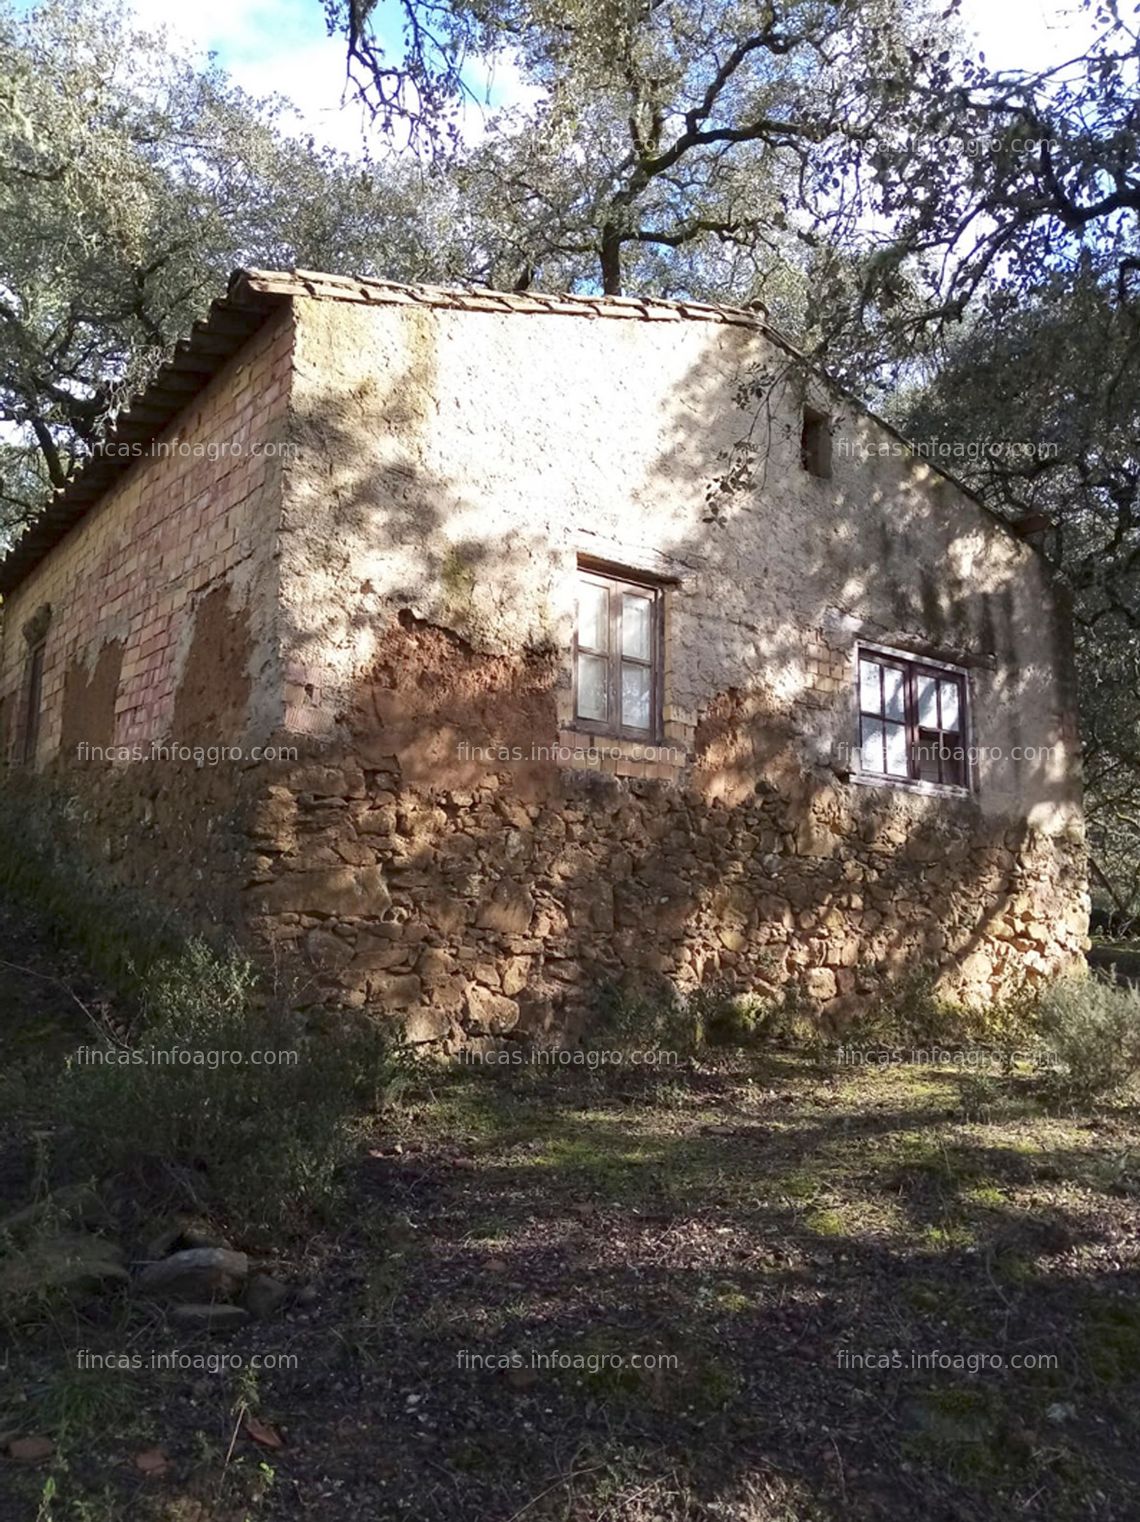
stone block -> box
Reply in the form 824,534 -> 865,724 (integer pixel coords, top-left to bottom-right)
291,763 -> 366,799
367,973 -> 423,1008
805,967 -> 838,1002
254,865 -> 390,917
476,880 -> 535,934
403,1006 -> 454,1043
465,984 -> 521,1034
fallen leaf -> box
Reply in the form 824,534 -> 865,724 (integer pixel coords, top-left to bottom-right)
7,1436 -> 54,1462
242,1413 -> 283,1450
134,1447 -> 168,1475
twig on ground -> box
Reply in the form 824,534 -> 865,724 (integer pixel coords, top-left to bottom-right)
504,1464 -> 608,1522
0,956 -> 127,1048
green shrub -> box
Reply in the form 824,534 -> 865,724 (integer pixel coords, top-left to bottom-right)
843,964 -> 947,1047
587,981 -> 704,1061
56,939 -> 397,1233
1035,972 -> 1140,1103
694,988 -> 765,1047
957,1073 -> 1002,1122
0,790 -> 401,1233
841,965 -> 1040,1065
588,978 -> 789,1057
685,982 -> 784,1047
756,981 -> 819,1047
0,786 -> 182,994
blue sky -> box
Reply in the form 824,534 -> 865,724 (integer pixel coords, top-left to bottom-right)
124,0 -> 535,153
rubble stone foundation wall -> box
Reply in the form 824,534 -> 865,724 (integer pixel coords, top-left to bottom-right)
242,737 -> 1086,1047
242,617 -> 1086,1046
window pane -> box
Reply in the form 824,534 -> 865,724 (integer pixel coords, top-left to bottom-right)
577,652 -> 608,720
861,717 -> 886,774
940,679 -> 960,733
858,649 -> 968,787
578,581 -> 609,651
942,744 -> 966,787
621,662 -> 651,729
917,673 -> 938,729
882,665 -> 906,721
916,728 -> 942,783
622,593 -> 652,660
885,720 -> 909,776
859,659 -> 881,715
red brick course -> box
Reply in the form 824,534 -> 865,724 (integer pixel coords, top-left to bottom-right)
0,311 -> 294,765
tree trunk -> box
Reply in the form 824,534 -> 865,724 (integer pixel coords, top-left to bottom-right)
600,226 -> 623,295
30,416 -> 66,488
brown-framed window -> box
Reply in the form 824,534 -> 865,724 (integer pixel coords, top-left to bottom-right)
573,567 -> 663,739
22,640 -> 46,765
858,648 -> 968,788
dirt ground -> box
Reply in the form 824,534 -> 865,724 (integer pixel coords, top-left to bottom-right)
1,903 -> 1139,1522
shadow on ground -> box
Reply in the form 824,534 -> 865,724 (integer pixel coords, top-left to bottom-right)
4,1037 -> 1139,1522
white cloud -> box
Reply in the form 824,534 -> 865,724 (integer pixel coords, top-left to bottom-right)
123,0 -> 542,158
958,0 -> 1101,72
123,0 -> 370,156
223,37 -> 376,157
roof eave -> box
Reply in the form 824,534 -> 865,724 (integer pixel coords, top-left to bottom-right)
0,274 -> 287,598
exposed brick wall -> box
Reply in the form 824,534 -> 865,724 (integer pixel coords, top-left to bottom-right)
801,628 -> 851,708
0,308 -> 292,770
0,308 -> 294,924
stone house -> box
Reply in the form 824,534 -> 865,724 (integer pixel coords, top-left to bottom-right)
0,269 -> 1088,1042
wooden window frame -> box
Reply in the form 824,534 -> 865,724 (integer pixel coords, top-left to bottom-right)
856,644 -> 971,792
572,567 -> 665,742
22,639 -> 46,766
